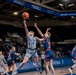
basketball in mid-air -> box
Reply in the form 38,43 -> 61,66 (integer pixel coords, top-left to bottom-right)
22,12 -> 29,19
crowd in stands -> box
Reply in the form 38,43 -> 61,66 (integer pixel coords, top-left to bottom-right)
0,32 -> 75,62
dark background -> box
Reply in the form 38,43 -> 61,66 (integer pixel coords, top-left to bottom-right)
0,24 -> 76,42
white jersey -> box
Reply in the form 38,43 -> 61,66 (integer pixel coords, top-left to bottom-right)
27,36 -> 37,49
0,55 -> 5,63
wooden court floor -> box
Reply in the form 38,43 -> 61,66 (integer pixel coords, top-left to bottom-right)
18,67 -> 76,75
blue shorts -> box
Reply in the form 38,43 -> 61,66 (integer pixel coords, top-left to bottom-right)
45,50 -> 54,62
7,59 -> 15,66
70,53 -> 76,60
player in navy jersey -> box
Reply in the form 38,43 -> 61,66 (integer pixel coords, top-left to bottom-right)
69,45 -> 76,74
18,20 -> 41,74
34,23 -> 55,75
7,46 -> 20,75
7,46 -> 16,75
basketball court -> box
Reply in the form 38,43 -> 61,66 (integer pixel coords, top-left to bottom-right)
1,67 -> 76,75
18,67 -> 76,75
0,0 -> 76,75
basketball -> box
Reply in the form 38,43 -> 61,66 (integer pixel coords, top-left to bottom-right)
22,12 -> 29,19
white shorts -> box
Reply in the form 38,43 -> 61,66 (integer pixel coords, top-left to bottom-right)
25,49 -> 38,58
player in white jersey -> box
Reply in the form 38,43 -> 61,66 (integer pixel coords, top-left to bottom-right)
18,20 -> 41,74
0,51 -> 7,75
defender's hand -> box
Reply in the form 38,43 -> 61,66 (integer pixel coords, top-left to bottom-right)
47,28 -> 51,31
34,23 -> 37,28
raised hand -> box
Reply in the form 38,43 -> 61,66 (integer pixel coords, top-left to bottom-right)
47,28 -> 51,31
34,22 -> 44,37
34,23 -> 37,28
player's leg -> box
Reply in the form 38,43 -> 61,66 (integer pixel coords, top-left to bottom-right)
45,51 -> 50,75
6,66 -> 11,74
33,51 -> 42,74
11,64 -> 16,75
71,59 -> 76,68
33,52 -> 40,69
49,59 -> 55,75
18,56 -> 29,69
2,65 -> 7,74
45,50 -> 55,75
69,59 -> 76,73
41,59 -> 44,71
45,61 -> 49,75
6,60 -> 12,74
49,50 -> 55,75
0,62 -> 7,74
18,49 -> 32,69
68,54 -> 76,73
34,57 -> 40,68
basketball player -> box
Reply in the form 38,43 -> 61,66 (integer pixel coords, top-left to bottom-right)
34,23 -> 55,75
69,45 -> 76,74
7,46 -> 19,75
18,20 -> 41,74
0,50 -> 7,75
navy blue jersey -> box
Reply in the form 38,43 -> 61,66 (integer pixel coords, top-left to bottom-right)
43,38 -> 51,51
7,50 -> 15,61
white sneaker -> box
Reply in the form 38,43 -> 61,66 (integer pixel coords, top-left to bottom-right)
68,68 -> 73,74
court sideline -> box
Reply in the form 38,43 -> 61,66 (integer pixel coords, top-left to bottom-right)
18,67 -> 76,75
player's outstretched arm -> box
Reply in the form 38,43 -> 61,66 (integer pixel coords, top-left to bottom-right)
36,37 -> 44,42
34,23 -> 44,37
24,19 -> 29,37
46,28 -> 51,33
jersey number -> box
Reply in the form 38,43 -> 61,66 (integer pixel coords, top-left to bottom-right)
32,42 -> 34,45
